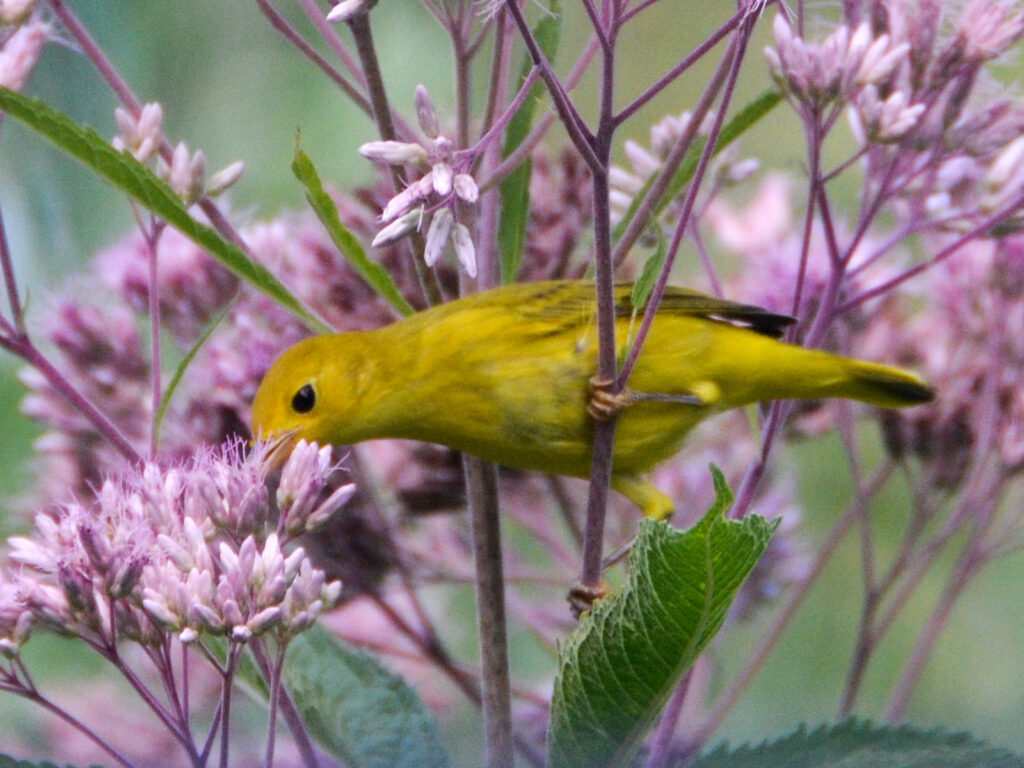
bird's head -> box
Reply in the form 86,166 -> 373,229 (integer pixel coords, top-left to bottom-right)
251,334 -> 367,461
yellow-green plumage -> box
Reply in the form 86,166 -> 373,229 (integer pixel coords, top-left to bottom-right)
251,280 -> 934,518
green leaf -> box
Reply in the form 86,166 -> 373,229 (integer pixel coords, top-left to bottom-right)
612,90 -> 781,249
546,470 -> 774,768
153,295 -> 237,447
630,228 -> 668,309
0,757 -> 101,768
687,719 -> 1024,768
497,0 -> 562,284
0,87 -> 329,333
291,146 -> 415,317
283,624 -> 452,768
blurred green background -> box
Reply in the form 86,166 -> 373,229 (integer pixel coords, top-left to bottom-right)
1,0 -> 1022,764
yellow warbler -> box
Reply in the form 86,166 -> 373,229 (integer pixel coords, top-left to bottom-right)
251,280 -> 933,519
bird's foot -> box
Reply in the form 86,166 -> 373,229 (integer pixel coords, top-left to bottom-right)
567,580 -> 610,619
587,376 -> 631,421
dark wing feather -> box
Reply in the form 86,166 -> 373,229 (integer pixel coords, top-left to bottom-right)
497,280 -> 795,339
622,284 -> 796,338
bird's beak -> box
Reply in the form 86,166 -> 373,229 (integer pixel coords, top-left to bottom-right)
257,428 -> 302,473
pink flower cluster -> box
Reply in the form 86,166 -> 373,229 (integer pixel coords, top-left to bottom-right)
1,440 -> 347,654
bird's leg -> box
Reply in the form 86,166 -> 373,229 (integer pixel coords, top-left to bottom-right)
587,377 -> 713,421
587,376 -> 630,421
567,580 -> 610,619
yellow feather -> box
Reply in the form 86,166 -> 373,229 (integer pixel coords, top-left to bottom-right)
251,280 -> 934,519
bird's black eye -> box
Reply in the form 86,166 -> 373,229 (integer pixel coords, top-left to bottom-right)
291,383 -> 316,414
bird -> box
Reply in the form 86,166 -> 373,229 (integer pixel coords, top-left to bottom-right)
251,279 -> 934,519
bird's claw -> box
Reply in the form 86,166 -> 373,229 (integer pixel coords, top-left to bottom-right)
567,580 -> 610,619
587,376 -> 631,421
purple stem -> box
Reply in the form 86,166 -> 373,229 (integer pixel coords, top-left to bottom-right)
218,645 -> 242,768
142,217 -> 165,457
580,0 -> 612,51
616,21 -> 753,388
504,1 -> 601,172
249,639 -> 321,768
255,0 -> 373,117
463,455 -> 515,768
614,9 -> 744,126
787,111 -> 822,324
479,9 -> 512,146
3,337 -> 141,463
478,35 -> 601,193
472,68 -> 540,167
264,641 -> 288,768
579,11 -> 621,588
837,190 -> 1024,313
645,669 -> 693,767
0,198 -> 25,334
884,539 -> 978,721
296,0 -> 368,86
18,685 -> 141,768
609,19 -> 747,267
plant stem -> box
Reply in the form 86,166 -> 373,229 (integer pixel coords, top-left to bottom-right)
504,1 -> 600,172
21,687 -> 141,768
579,39 -> 619,591
250,640 -> 321,768
255,0 -> 373,116
3,337 -> 141,464
0,200 -> 25,334
264,641 -> 288,768
463,455 -> 515,768
610,21 -> 746,267
615,24 -> 751,388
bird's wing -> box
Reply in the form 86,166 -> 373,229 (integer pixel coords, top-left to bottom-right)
637,285 -> 796,338
502,281 -> 796,339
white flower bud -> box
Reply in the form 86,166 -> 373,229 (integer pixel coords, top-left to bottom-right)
452,223 -> 477,278
424,208 -> 454,267
326,0 -> 367,22
380,174 -> 434,222
414,84 -> 440,139
0,20 -> 49,92
0,0 -> 38,25
207,161 -> 245,196
453,173 -> 479,204
432,162 -> 454,196
358,140 -> 429,166
372,209 -> 423,247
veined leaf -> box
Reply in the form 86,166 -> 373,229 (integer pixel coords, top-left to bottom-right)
547,467 -> 775,768
0,757 -> 93,768
688,719 -> 1024,768
497,0 -> 562,284
283,625 -> 452,768
291,147 -> 414,317
0,87 -> 329,333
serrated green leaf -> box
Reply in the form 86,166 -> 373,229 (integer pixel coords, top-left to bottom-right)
283,624 -> 452,768
498,0 -> 562,284
612,90 -> 781,249
291,147 -> 415,317
0,87 -> 329,334
687,719 -> 1024,768
547,482 -> 776,768
0,756 -> 101,768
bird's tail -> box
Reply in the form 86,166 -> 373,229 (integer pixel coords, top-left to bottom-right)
834,357 -> 935,407
764,348 -> 935,408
